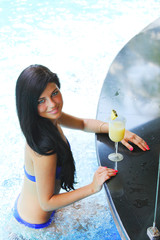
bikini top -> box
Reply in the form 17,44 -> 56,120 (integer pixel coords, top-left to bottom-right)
24,165 -> 61,182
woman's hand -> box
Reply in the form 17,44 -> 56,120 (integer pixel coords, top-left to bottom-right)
91,166 -> 117,193
121,130 -> 150,152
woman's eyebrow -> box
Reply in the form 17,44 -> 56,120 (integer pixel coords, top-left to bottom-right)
52,88 -> 58,93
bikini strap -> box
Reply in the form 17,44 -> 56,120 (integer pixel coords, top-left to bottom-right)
24,166 -> 36,182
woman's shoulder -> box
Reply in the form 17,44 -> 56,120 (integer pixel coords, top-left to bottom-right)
25,142 -> 36,157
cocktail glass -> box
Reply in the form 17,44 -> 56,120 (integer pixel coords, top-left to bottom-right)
108,116 -> 126,162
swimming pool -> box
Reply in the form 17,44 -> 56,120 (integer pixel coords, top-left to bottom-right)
0,0 -> 160,239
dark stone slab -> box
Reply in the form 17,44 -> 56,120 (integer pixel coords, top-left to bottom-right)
96,18 -> 160,240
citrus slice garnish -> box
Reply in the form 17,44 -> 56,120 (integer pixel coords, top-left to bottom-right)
111,110 -> 118,120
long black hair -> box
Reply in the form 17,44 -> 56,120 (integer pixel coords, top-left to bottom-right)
16,64 -> 76,191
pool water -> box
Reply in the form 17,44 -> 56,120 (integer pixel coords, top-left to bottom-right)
0,0 -> 159,239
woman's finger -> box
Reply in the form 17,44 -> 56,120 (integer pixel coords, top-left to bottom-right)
98,166 -> 118,174
121,139 -> 134,151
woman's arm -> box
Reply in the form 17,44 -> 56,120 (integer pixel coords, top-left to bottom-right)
58,112 -> 109,133
33,152 -> 116,212
58,112 -> 149,152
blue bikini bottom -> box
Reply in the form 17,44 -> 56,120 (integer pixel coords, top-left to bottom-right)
13,195 -> 55,229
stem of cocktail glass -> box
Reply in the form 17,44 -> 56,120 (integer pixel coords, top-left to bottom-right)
115,142 -> 118,170
115,142 -> 118,155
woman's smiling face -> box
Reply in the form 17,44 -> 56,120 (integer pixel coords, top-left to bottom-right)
37,82 -> 63,122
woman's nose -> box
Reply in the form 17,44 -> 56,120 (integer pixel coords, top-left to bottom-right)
47,98 -> 56,108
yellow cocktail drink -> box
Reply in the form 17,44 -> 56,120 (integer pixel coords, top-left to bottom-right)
109,121 -> 125,142
108,115 -> 126,162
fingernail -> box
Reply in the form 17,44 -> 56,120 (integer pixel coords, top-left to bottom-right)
114,170 -> 118,172
146,145 -> 150,150
113,172 -> 117,175
130,147 -> 133,151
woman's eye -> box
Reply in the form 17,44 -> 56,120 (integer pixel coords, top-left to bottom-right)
38,99 -> 45,105
51,91 -> 58,97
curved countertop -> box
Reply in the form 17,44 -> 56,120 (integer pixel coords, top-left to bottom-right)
96,17 -> 160,240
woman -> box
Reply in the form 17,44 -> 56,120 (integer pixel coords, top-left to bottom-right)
13,64 -> 149,229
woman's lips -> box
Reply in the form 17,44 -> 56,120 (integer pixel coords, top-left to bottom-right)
47,107 -> 59,114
